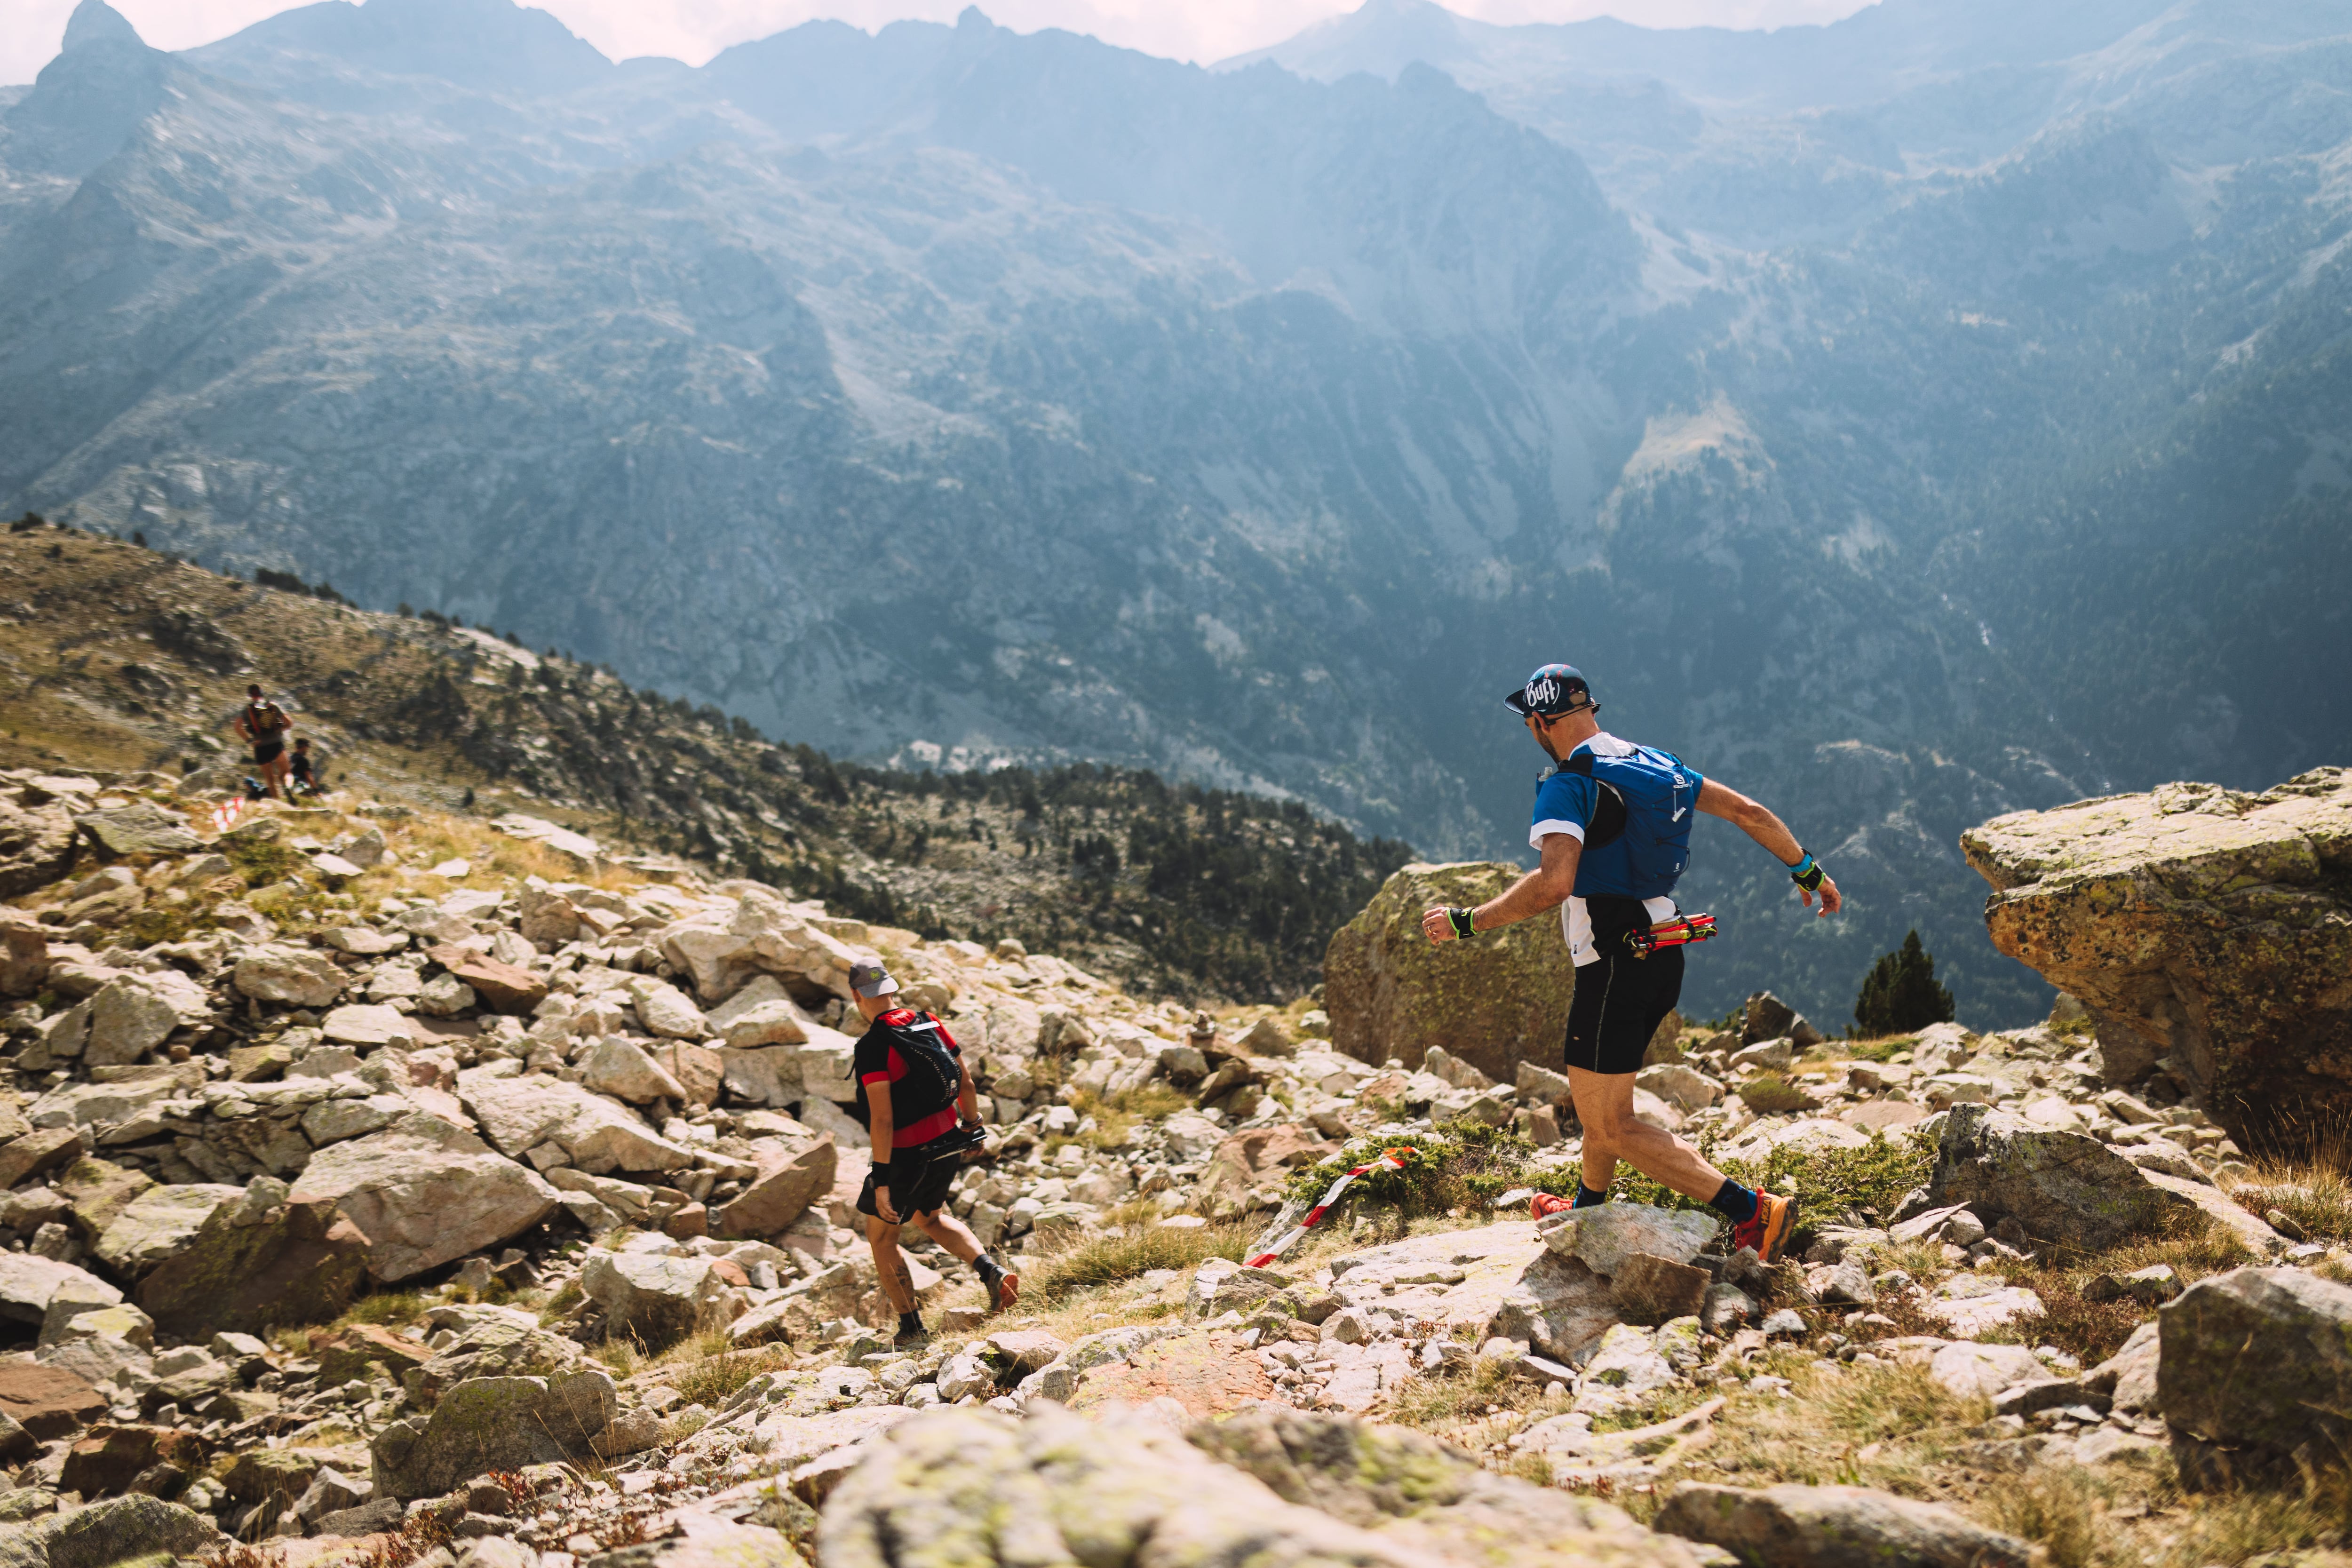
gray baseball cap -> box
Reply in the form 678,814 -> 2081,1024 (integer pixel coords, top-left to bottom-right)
848,961 -> 899,999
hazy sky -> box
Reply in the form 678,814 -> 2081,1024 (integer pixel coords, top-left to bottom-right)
5,0 -> 1880,86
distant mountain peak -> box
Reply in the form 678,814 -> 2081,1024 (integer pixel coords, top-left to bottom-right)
183,0 -> 612,99
1216,0 -> 1473,79
62,0 -> 145,52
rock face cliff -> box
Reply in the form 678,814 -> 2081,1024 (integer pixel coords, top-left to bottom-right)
1963,770 -> 2352,1149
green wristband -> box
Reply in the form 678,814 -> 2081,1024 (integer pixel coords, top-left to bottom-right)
1447,907 -> 1478,939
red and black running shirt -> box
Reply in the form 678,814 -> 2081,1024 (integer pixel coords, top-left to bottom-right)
851,1009 -> 964,1149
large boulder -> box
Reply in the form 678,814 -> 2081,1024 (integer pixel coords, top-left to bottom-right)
0,1362 -> 107,1439
579,1036 -> 689,1105
581,1252 -> 733,1349
0,786 -> 79,899
94,1184 -> 245,1277
656,894 -> 864,1004
289,1112 -> 559,1281
1187,1405 -> 1694,1564
710,975 -> 815,1048
2158,1266 -> 2352,1480
0,1493 -> 222,1568
1323,862 -> 1573,1084
1928,1103 -> 2202,1251
371,1370 -> 615,1499
1962,770 -> 2352,1144
135,1179 -> 371,1337
83,975 -> 199,1067
458,1075 -> 697,1175
232,946 -> 347,1008
1537,1203 -> 1717,1278
1654,1482 -> 2034,1568
58,1423 -> 209,1498
713,1136 -> 837,1238
0,1255 -> 120,1330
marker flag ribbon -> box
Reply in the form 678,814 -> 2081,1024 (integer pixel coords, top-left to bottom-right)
1245,1146 -> 1416,1269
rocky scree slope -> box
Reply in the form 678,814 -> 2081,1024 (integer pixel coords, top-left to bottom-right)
0,763 -> 2342,1568
0,528 -> 1406,1003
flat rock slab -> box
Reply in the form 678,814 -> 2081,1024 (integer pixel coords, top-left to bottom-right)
1317,1339 -> 1416,1413
1067,1329 -> 1278,1419
76,805 -> 202,857
0,1362 -> 107,1438
1328,1220 -> 1621,1365
1657,1481 -> 2036,1568
319,1005 -> 415,1050
1928,1342 -> 2048,1399
738,1406 -> 912,1469
1925,1278 -> 2045,1337
1840,1101 -> 1927,1132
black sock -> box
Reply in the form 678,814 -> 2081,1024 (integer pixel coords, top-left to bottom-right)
973,1252 -> 1003,1279
898,1310 -> 923,1335
1573,1183 -> 1608,1209
1709,1179 -> 1759,1224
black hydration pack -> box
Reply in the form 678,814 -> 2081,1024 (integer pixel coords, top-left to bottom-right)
850,1011 -> 961,1133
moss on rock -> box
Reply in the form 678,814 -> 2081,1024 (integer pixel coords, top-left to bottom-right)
1323,862 -> 1573,1085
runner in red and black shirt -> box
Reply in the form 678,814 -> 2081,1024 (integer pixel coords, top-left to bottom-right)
848,960 -> 1017,1345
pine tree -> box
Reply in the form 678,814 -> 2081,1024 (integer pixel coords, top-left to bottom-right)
1854,929 -> 1955,1035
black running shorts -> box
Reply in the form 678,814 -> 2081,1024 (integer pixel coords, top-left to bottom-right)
253,738 -> 285,765
858,1146 -> 958,1222
1563,947 -> 1685,1076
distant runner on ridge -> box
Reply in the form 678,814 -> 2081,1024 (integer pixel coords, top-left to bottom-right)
230,684 -> 294,801
1420,663 -> 1843,1264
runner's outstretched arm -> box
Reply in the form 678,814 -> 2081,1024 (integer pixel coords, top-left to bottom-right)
1696,779 -> 1843,915
1420,832 -> 1581,943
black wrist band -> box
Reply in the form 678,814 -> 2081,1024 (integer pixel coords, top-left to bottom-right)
1447,907 -> 1477,939
1789,851 -> 1826,893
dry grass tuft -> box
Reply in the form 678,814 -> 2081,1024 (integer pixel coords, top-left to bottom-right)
1029,1219 -> 1250,1305
1688,1358 -> 1989,1495
1385,1359 -> 1570,1446
1987,1211 -> 2255,1361
650,1331 -> 798,1407
1976,1466 -> 2111,1568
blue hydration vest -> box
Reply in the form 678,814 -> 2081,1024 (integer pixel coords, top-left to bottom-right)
1562,741 -> 1698,900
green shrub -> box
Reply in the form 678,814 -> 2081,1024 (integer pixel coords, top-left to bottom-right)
1283,1120 -> 1539,1217
1738,1074 -> 1816,1114
224,836 -> 309,890
1613,1128 -> 1936,1230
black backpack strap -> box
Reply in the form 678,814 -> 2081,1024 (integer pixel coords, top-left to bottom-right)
1562,751 -> 1594,775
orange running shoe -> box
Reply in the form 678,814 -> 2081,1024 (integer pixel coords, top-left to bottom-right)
1731,1189 -> 1797,1263
1531,1192 -> 1574,1220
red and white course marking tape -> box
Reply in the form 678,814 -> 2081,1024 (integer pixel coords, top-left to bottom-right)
1246,1146 -> 1415,1268
208,797 -> 252,835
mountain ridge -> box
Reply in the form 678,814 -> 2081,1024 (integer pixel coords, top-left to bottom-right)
3,0 -> 2348,1031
